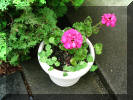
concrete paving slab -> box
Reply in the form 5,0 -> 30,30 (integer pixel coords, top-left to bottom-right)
0,72 -> 28,100
22,58 -> 108,94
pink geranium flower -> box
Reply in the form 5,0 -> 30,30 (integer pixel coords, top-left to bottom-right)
101,13 -> 117,27
61,29 -> 83,49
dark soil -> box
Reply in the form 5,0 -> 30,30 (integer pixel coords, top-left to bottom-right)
0,62 -> 22,76
50,45 -> 73,71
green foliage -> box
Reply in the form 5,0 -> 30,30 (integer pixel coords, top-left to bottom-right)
39,43 -> 60,68
47,0 -> 85,17
55,61 -> 60,67
0,32 -> 6,62
94,43 -> 103,55
10,54 -> 19,66
70,58 -> 77,66
47,0 -> 68,17
63,61 -> 87,72
72,43 -> 88,62
0,0 -> 47,11
49,37 -> 56,45
92,22 -> 102,34
90,65 -> 98,72
39,0 -> 46,4
0,21 -> 7,31
73,16 -> 92,38
71,0 -> 84,7
92,26 -> 100,34
45,44 -> 51,51
0,0 -> 11,11
52,57 -> 57,62
6,7 -> 57,66
87,54 -> 93,62
48,66 -> 54,71
63,72 -> 68,76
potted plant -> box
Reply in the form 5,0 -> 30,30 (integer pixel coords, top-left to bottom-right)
38,14 -> 117,87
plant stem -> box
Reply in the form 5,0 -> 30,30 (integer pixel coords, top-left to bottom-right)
95,21 -> 102,27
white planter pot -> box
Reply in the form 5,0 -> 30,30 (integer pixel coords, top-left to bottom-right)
38,39 -> 95,87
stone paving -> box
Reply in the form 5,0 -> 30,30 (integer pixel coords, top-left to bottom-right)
22,58 -> 108,94
0,72 -> 28,100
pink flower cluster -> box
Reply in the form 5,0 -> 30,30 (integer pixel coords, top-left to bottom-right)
101,13 -> 117,27
61,29 -> 83,49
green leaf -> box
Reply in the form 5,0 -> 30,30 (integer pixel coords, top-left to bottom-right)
90,65 -> 98,72
50,49 -> 53,54
48,66 -> 54,71
38,51 -> 45,58
40,0 -> 46,4
94,43 -> 103,55
52,57 -> 57,62
73,22 -> 85,32
49,37 -> 55,44
63,61 -> 87,72
45,44 -> 51,51
75,61 -> 87,71
92,26 -> 100,34
55,61 -> 60,67
72,0 -> 84,7
0,0 -> 11,11
64,27 -> 72,32
40,56 -> 47,63
85,26 -> 92,37
63,65 -> 75,72
84,16 -> 92,25
70,58 -> 77,66
10,54 -> 19,66
63,72 -> 68,77
63,0 -> 69,3
2,21 -> 7,28
46,59 -> 54,65
87,54 -> 93,62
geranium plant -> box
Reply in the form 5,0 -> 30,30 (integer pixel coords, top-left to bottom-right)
38,13 -> 117,76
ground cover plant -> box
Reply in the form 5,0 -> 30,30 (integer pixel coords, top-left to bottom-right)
0,0 -> 85,68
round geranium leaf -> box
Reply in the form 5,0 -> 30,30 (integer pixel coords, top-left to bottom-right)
70,58 -> 77,66
46,59 -> 54,65
40,56 -> 47,63
49,37 -> 55,44
52,57 -> 57,62
48,66 -> 54,71
55,61 -> 60,67
45,44 -> 51,51
50,49 -> 53,54
63,72 -> 68,77
94,43 -> 103,55
90,65 -> 98,72
87,54 -> 93,62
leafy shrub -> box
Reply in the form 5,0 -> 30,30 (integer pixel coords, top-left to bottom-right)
6,7 -> 57,66
0,32 -> 6,63
0,0 -> 85,66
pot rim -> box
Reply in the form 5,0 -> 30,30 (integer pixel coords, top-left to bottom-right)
38,38 -> 95,79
